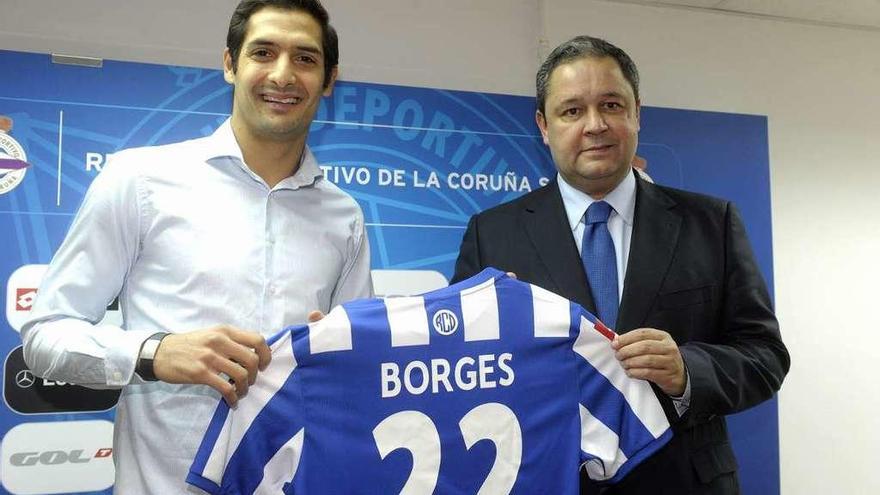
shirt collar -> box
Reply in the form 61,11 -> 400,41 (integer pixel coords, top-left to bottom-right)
557,168 -> 636,231
200,118 -> 323,190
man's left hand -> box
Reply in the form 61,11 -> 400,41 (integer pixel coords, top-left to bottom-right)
612,328 -> 686,397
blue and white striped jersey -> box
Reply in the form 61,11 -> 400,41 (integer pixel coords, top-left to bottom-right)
187,268 -> 671,494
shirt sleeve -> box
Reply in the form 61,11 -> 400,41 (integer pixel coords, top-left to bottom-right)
19,153 -> 155,387
670,367 -> 691,416
330,207 -> 374,306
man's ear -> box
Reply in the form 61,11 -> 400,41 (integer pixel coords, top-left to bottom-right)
535,110 -> 550,146
222,48 -> 235,84
322,66 -> 339,96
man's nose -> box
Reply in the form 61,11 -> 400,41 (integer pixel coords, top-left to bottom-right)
583,108 -> 609,134
267,58 -> 296,86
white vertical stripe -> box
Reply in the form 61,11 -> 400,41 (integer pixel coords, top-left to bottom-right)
531,284 -> 571,338
573,317 -> 669,438
253,429 -> 305,495
200,415 -> 233,485
202,331 -> 298,483
309,306 -> 353,353
579,404 -> 628,481
461,277 -> 499,342
385,296 -> 429,347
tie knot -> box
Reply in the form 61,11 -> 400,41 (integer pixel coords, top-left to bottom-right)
585,201 -> 612,225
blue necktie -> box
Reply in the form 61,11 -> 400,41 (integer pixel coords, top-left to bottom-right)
581,201 -> 619,329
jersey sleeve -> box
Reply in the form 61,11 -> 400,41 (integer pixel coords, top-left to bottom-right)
572,308 -> 673,483
187,328 -> 307,494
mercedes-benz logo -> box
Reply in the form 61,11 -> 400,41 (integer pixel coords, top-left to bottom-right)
15,370 -> 35,388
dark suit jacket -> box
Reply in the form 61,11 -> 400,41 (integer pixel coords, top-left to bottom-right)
452,172 -> 789,494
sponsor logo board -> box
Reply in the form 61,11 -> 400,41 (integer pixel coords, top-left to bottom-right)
3,346 -> 120,414
6,265 -> 123,333
0,420 -> 114,494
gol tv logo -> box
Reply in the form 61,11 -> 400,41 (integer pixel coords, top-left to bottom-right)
9,448 -> 112,466
1,420 -> 115,494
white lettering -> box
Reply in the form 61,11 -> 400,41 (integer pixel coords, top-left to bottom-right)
497,353 -> 515,386
478,354 -> 496,389
381,362 -> 401,398
380,354 -> 515,398
404,360 -> 431,395
455,356 -> 478,391
431,359 -> 453,393
85,152 -> 105,172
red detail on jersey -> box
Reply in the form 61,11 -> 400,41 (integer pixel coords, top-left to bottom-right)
593,320 -> 616,341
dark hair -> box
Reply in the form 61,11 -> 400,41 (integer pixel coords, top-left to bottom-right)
226,0 -> 339,88
536,36 -> 639,113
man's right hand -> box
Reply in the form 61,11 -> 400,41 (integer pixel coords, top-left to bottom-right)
152,325 -> 271,407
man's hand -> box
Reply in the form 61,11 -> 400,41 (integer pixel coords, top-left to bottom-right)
152,325 -> 271,407
612,328 -> 686,397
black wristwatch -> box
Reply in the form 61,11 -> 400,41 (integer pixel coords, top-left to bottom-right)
135,332 -> 169,381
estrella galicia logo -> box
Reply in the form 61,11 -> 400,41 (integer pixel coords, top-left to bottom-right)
3,346 -> 121,414
431,309 -> 459,336
0,116 -> 30,195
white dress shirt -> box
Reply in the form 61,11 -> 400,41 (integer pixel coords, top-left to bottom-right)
21,120 -> 373,494
557,170 -> 690,414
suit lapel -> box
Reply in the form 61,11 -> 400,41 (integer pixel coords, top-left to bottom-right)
521,181 -> 595,311
617,175 -> 681,332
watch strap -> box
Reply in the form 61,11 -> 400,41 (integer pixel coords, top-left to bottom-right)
135,332 -> 169,382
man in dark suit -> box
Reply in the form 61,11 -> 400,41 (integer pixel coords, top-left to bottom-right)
452,36 -> 789,494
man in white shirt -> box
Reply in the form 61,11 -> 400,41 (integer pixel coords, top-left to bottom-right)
20,1 -> 372,492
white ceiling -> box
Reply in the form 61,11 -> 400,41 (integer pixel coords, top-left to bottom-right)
602,0 -> 880,31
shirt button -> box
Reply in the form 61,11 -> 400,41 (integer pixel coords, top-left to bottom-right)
113,371 -> 122,382
267,236 -> 275,245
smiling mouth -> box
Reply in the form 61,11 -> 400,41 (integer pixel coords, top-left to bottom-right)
262,94 -> 302,105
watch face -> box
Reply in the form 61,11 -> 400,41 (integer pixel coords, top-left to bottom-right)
136,334 -> 167,381
141,338 -> 161,359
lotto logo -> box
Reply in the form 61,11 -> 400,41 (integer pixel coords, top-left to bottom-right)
5,265 -> 48,332
15,288 -> 36,312
6,264 -> 123,333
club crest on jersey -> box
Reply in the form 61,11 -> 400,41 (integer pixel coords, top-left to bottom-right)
432,309 -> 459,336
0,118 -> 31,196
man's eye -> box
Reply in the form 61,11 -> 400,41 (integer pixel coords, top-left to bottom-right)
252,49 -> 272,58
296,55 -> 318,64
603,102 -> 622,110
562,108 -> 580,117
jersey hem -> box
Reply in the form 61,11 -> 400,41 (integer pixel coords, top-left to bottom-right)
607,428 -> 674,484
186,472 -> 221,494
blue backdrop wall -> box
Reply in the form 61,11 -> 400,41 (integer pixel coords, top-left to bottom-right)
0,50 -> 778,495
